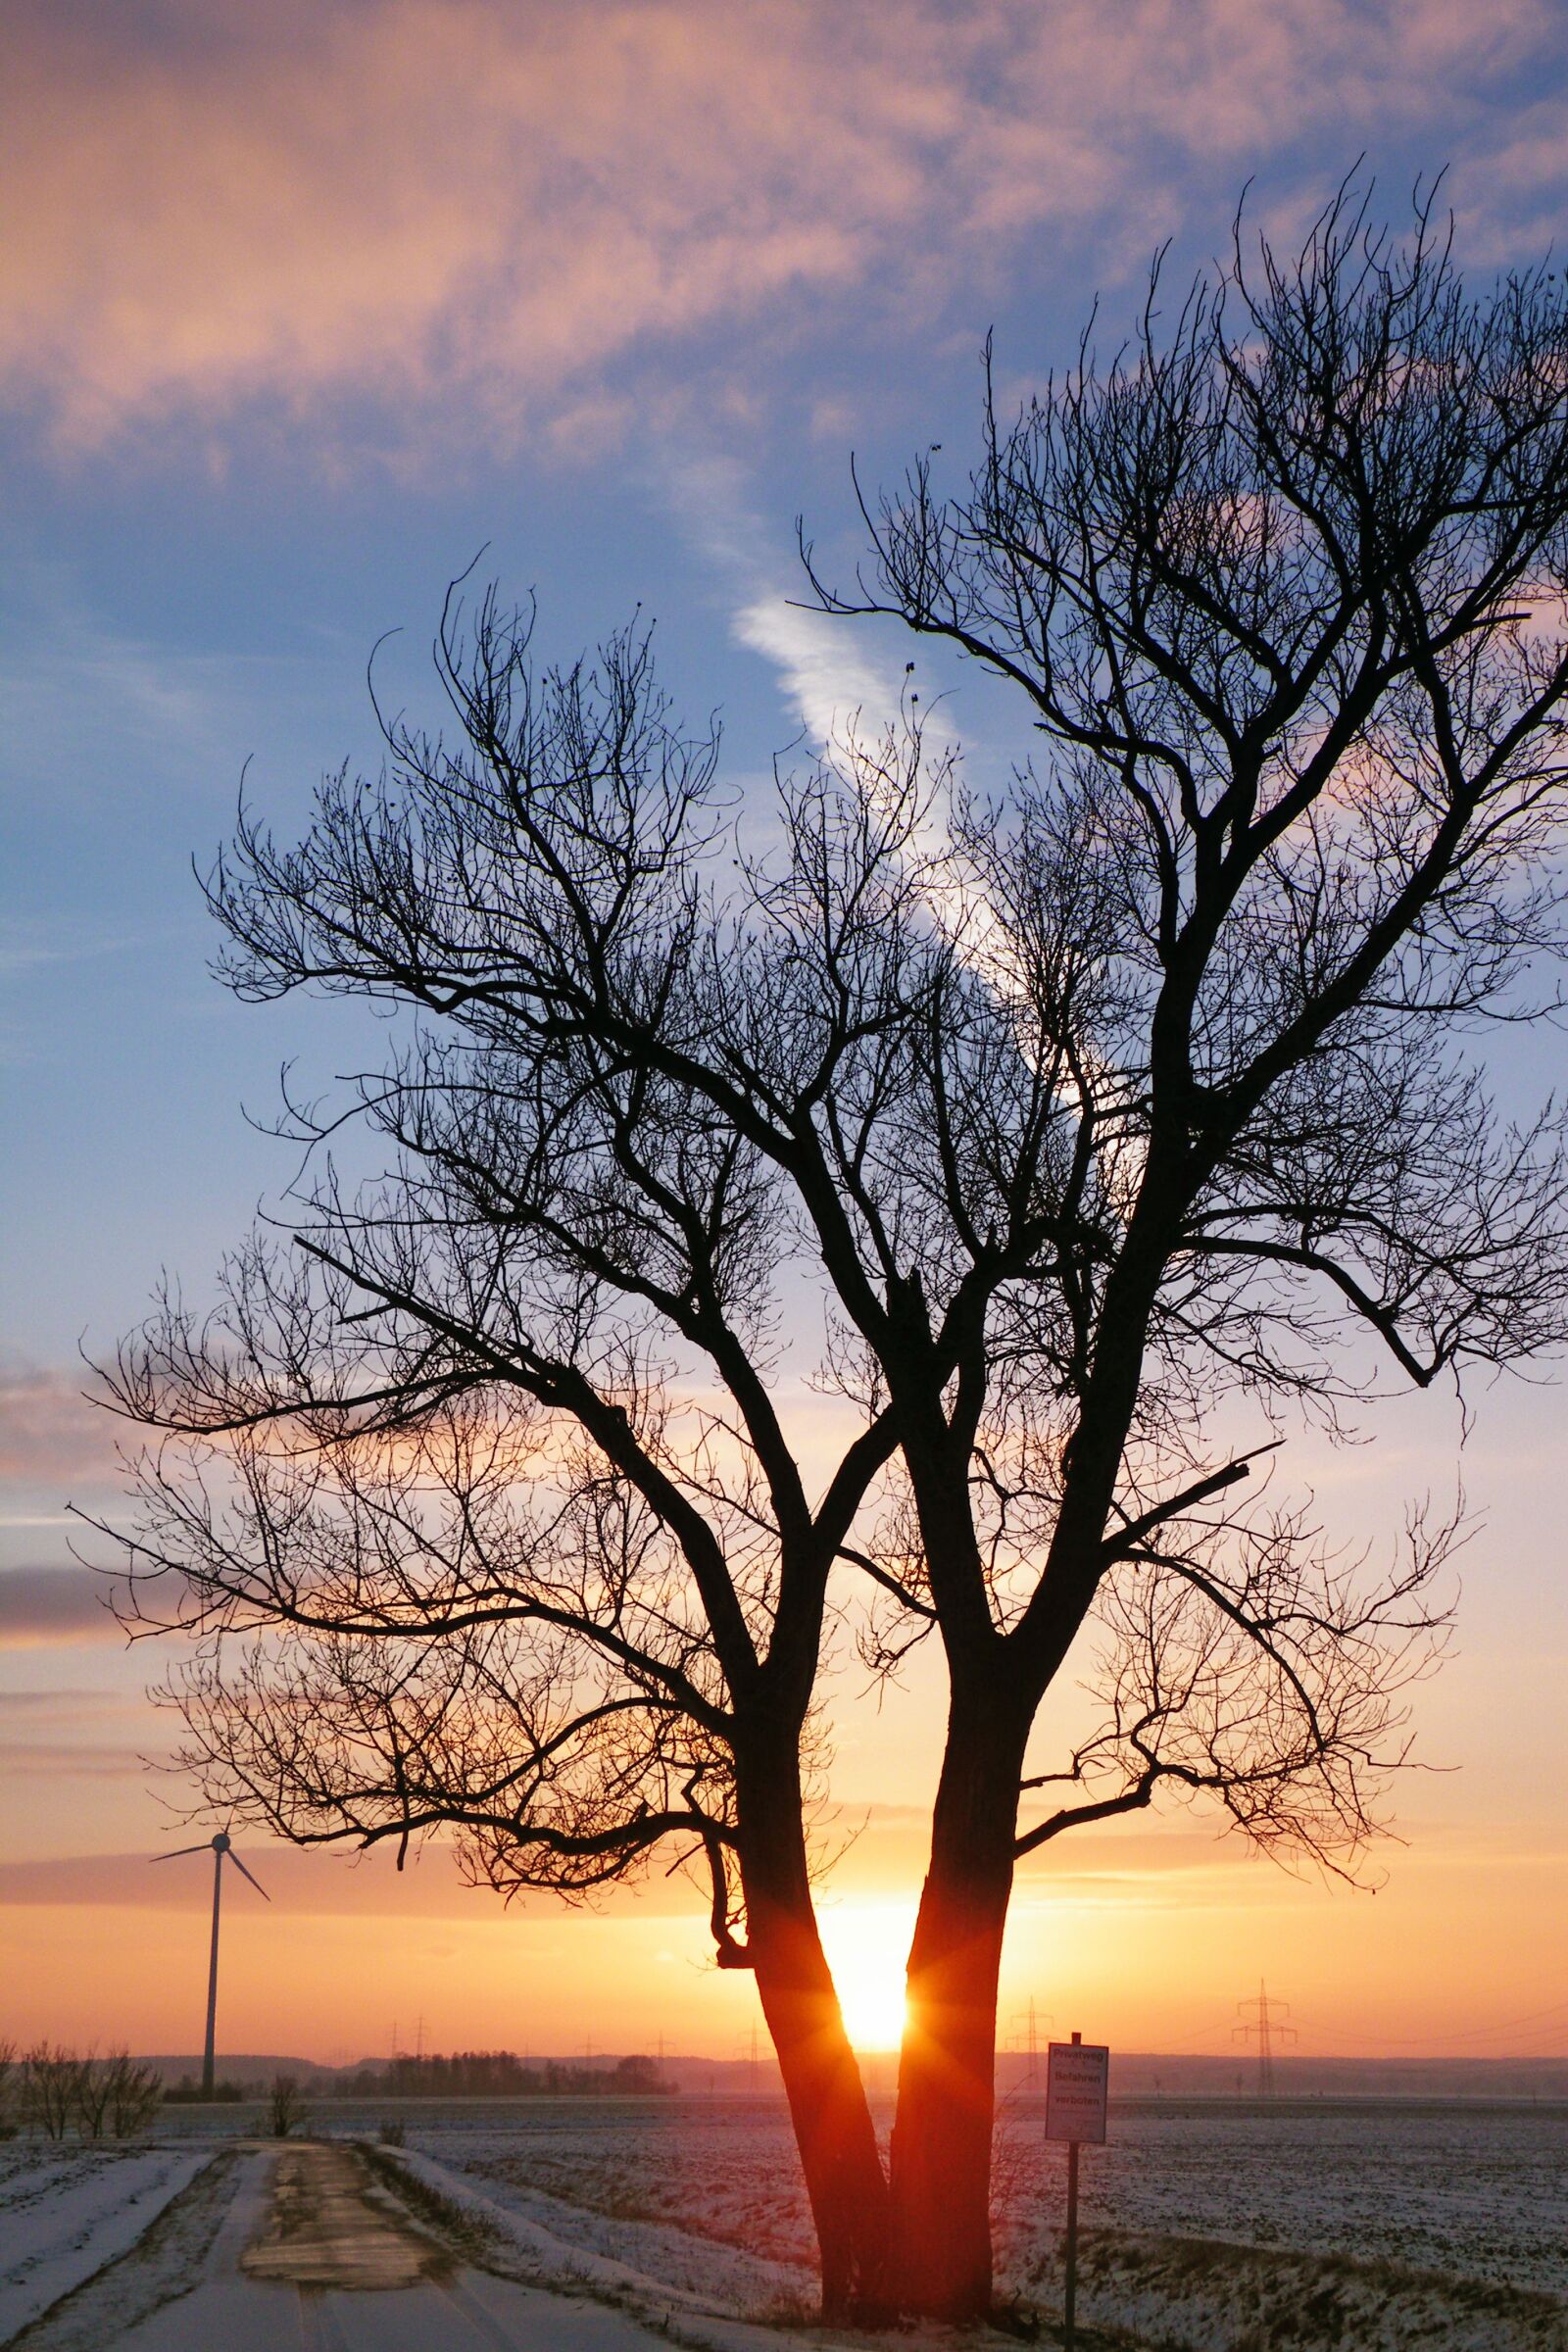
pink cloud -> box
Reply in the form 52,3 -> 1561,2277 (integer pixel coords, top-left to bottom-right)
0,1567 -> 122,1647
0,1839 -> 669,1917
0,1370 -> 123,1488
1,0 -> 1553,454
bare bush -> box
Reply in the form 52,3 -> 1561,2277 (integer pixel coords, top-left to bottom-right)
269,2073 -> 305,2137
23,2044 -> 89,2141
12,2044 -> 164,2139
73,2047 -> 113,2140
102,2049 -> 163,2138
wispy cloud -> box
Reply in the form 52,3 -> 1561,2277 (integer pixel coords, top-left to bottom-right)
0,561 -> 317,790
1,0 -> 1556,458
0,1567 -> 122,1648
671,454 -> 903,746
731,596 -> 899,753
0,1369 -> 122,1487
0,1842 -> 634,1918
0,1740 -> 151,1779
0,917 -> 191,985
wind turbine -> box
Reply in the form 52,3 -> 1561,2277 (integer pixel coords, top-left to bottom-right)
152,1832 -> 270,2097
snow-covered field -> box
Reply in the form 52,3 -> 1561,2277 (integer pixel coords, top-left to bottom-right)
0,2141 -> 215,2343
394,2095 -> 1568,2349
5,2098 -> 1565,2350
383,2095 -> 1568,2302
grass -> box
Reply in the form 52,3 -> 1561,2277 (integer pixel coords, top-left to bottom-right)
1013,2228 -> 1568,2352
357,2140 -> 502,2270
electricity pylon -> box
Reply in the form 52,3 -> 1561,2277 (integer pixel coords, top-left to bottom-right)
1233,1980 -> 1297,2098
1008,1996 -> 1053,2088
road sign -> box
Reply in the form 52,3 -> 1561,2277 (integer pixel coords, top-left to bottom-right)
1045,2036 -> 1108,2144
1046,2034 -> 1109,2352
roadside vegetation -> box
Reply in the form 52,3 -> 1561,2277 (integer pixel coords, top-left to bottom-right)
0,2042 -> 162,2143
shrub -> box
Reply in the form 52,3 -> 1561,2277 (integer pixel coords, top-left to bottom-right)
103,2050 -> 163,2137
269,2074 -> 305,2137
23,2043 -> 88,2139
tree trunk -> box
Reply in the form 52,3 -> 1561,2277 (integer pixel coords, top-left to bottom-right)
737,1746 -> 891,2323
887,1676 -> 1029,2320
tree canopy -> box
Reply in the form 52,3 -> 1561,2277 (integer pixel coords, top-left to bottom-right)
100,186 -> 1568,2321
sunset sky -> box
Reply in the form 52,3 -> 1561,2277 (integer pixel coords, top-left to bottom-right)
3,0 -> 1567,2069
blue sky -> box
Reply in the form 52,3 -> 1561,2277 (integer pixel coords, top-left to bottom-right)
3,0 -> 1568,2056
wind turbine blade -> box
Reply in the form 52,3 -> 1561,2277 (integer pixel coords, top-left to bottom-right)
151,1845 -> 213,1861
226,1851 -> 270,1901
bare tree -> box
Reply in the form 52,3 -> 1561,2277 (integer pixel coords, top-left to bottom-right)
0,2039 -> 17,2139
22,2044 -> 88,2142
74,2046 -> 115,2141
102,2049 -> 164,2138
98,185 -> 1568,2320
12,2044 -> 160,2140
269,2074 -> 305,2137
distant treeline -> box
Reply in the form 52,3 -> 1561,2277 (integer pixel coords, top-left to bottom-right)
159,2048 -> 674,2101
335,2049 -> 673,2099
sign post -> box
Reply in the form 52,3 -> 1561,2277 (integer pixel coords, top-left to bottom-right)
1045,2032 -> 1108,2352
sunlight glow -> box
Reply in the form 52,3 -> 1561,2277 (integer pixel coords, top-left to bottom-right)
819,1903 -> 916,2051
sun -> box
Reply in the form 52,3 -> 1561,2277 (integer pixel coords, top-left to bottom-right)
819,1905 -> 916,2051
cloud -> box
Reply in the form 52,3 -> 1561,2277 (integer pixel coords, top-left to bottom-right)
732,596 -> 901,752
0,1369 -> 124,1488
0,1688 -> 136,1718
670,453 -> 905,743
1,0 -> 1556,456
0,1567 -> 122,1648
0,1740 -> 150,1780
0,1841 -> 667,1919
0,1690 -> 157,1777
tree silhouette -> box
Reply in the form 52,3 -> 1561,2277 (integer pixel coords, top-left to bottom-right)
100,186 -> 1568,2320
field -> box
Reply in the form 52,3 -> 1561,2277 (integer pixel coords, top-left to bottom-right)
0,2141 -> 217,2343
6,2095 -> 1566,2350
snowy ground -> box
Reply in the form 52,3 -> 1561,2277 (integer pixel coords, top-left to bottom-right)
0,2142 -> 216,2343
380,2094 -> 1568,2301
397,2095 -> 1568,2349
5,2098 -> 1565,2350
3,2140 -> 755,2352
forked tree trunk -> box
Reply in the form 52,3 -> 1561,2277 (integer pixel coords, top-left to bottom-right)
738,1749 -> 891,2322
887,1678 -> 1029,2320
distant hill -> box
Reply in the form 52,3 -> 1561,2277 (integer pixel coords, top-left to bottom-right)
140,2054 -> 346,2091
1012,2050 -> 1568,2102
137,2048 -> 1568,2102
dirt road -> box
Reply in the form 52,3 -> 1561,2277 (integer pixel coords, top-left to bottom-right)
22,2140 -> 684,2352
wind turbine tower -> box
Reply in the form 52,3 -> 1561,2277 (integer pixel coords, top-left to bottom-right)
152,1832 -> 270,2097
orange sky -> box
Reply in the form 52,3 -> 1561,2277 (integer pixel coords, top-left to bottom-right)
4,1373 -> 1565,2061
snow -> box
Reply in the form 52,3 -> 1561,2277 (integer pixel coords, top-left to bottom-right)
390,2095 -> 1568,2350
2,2098 -> 1563,2350
393,2094 -> 1568,2293
0,2143 -> 216,2344
386,2142 -> 819,2342
991,2099 -> 1568,2297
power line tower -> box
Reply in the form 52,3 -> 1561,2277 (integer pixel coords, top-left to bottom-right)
1008,1997 -> 1053,2089
1233,1981 -> 1297,2098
